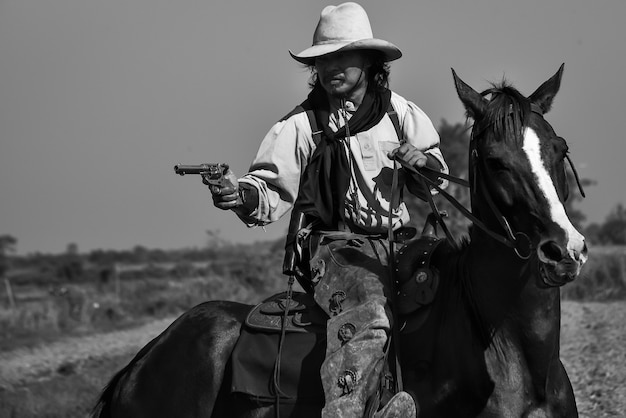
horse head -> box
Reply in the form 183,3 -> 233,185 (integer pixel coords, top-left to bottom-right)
452,64 -> 587,287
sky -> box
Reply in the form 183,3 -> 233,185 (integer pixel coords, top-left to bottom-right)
1,0 -> 624,255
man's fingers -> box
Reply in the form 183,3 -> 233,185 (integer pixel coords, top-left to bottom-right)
210,185 -> 236,195
414,155 -> 428,168
212,192 -> 240,210
214,200 -> 239,210
388,146 -> 428,172
213,192 -> 239,202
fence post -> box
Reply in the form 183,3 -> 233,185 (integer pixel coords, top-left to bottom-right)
619,247 -> 626,285
113,262 -> 121,299
4,277 -> 15,309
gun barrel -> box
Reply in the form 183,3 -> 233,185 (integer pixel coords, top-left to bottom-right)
173,164 -> 210,175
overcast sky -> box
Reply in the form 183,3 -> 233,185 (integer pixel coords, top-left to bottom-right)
1,0 -> 624,255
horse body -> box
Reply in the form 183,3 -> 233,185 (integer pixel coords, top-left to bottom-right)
94,301 -> 248,418
92,66 -> 587,418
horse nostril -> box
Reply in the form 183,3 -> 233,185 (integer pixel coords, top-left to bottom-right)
574,241 -> 589,262
581,241 -> 588,257
539,240 -> 564,263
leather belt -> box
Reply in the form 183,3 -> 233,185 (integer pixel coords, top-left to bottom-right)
329,221 -> 417,244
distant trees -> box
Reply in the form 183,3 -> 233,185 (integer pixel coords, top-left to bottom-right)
0,116 -> 623,278
585,204 -> 626,245
404,120 -> 472,239
562,170 -> 596,232
405,119 -> 622,246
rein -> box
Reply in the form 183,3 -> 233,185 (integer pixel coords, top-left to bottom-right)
403,103 -> 585,260
398,161 -> 532,258
387,160 -> 404,394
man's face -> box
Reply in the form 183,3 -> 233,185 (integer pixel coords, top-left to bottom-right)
315,50 -> 369,98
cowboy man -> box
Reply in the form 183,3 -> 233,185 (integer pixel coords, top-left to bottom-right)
209,3 -> 448,417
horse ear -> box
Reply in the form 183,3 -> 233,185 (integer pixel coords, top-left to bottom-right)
528,63 -> 564,115
452,68 -> 487,120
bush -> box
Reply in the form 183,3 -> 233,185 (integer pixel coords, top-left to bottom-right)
562,246 -> 626,301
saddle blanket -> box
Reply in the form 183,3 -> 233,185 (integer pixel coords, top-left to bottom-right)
231,292 -> 327,403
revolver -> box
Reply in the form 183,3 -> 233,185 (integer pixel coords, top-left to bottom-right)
174,163 -> 236,193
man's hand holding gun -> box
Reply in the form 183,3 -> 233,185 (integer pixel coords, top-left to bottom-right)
174,163 -> 257,214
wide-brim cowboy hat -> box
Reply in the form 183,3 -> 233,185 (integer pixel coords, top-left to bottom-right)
289,2 -> 402,65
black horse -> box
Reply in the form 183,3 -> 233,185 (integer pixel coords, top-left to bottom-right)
91,66 -> 587,417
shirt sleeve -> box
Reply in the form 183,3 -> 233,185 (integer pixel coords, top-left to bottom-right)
236,112 -> 314,226
393,93 -> 449,190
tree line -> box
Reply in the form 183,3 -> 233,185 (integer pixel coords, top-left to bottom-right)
406,120 -> 625,246
1,121 -> 624,279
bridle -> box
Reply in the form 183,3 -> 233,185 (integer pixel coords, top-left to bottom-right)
402,102 -> 585,260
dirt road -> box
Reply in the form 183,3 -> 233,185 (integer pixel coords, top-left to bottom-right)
1,301 -> 625,417
0,318 -> 174,388
560,301 -> 626,416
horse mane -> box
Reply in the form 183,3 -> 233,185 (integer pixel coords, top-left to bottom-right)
479,81 -> 532,147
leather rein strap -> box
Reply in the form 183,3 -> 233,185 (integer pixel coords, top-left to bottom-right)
387,160 -> 404,394
402,105 -> 585,260
406,156 -> 534,259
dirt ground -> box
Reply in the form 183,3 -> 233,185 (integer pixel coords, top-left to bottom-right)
0,301 -> 624,417
560,301 -> 626,417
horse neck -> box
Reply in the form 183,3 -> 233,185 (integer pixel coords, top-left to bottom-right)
466,193 -> 531,288
478,228 -> 565,387
466,224 -> 563,350
516,259 -> 563,345
466,215 -> 528,276
462,224 -> 533,332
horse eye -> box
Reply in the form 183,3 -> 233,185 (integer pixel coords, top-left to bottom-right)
552,137 -> 569,159
485,158 -> 508,172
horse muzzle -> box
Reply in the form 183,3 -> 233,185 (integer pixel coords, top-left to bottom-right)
537,239 -> 588,287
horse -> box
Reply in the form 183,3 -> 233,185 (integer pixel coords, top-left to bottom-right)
91,65 -> 587,418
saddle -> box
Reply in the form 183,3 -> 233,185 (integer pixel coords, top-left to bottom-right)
395,233 -> 444,334
230,232 -> 444,405
244,291 -> 327,334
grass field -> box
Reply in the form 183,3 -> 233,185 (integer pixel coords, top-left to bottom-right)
0,245 -> 624,417
1,302 -> 624,418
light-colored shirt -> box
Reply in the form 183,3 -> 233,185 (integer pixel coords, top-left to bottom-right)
237,91 -> 448,233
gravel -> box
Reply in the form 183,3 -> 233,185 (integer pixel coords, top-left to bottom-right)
0,301 -> 624,416
561,301 -> 626,417
0,318 -> 174,388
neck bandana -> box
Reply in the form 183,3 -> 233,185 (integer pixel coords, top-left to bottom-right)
295,83 -> 392,227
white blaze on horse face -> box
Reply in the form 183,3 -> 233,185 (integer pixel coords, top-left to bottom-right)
522,128 -> 587,266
